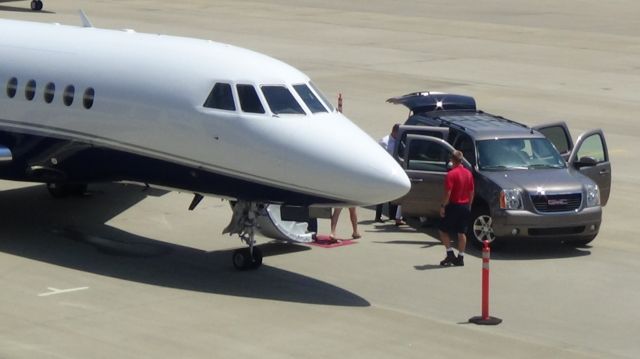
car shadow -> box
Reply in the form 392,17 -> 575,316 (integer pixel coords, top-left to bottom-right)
472,240 -> 592,260
0,183 -> 369,307
373,216 -> 591,260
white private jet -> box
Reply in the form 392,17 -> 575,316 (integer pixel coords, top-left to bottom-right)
0,16 -> 410,269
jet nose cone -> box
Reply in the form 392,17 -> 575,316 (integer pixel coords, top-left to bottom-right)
358,155 -> 411,205
386,164 -> 412,200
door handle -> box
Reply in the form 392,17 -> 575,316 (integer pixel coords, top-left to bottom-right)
599,169 -> 610,175
409,178 -> 423,183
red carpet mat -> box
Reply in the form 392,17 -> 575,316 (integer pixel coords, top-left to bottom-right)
308,234 -> 358,248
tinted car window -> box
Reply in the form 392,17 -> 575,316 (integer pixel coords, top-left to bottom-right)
261,86 -> 305,115
204,83 -> 235,111
538,126 -> 570,153
236,84 -> 265,114
576,133 -> 606,163
398,130 -> 445,158
407,140 -> 449,172
453,134 -> 476,166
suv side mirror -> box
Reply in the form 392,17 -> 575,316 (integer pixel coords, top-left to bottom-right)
574,156 -> 597,169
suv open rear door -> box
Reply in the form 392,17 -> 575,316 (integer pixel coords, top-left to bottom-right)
568,129 -> 611,206
395,134 -> 456,217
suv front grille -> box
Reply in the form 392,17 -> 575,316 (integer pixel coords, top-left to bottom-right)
530,193 -> 582,213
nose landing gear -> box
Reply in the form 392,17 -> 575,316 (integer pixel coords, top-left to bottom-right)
224,201 -> 265,270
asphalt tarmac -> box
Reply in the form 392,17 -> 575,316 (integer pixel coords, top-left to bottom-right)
1,1 -> 639,358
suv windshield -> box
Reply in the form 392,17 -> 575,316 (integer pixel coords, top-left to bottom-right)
477,138 -> 566,170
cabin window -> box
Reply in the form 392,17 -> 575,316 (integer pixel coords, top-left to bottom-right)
83,88 -> 95,109
7,78 -> 18,98
63,85 -> 75,106
44,83 -> 55,103
236,84 -> 265,114
293,84 -> 327,113
25,80 -> 36,101
203,83 -> 235,111
261,86 -> 305,115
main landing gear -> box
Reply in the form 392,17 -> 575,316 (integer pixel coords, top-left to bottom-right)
30,0 -> 43,11
223,201 -> 264,270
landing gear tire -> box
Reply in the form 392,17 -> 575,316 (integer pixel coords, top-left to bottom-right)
232,247 -> 263,270
47,183 -> 88,198
469,206 -> 498,249
31,1 -> 43,11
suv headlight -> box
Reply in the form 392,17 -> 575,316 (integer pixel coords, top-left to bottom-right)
586,183 -> 600,207
499,189 -> 523,210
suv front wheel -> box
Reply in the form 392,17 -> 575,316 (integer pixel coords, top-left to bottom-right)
468,206 -> 496,248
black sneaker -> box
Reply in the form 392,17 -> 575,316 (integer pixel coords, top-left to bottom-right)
454,255 -> 464,266
440,252 -> 456,266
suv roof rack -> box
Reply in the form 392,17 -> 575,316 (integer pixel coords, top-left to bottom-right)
431,111 -> 529,130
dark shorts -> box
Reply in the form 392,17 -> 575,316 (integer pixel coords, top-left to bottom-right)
438,203 -> 471,234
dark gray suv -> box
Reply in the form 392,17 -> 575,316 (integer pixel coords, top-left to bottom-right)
388,92 -> 611,246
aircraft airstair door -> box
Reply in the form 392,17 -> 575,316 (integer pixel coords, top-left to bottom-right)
255,204 -> 315,243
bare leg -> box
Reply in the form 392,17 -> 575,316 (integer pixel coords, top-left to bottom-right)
457,233 -> 467,253
439,230 -> 451,249
348,207 -> 360,238
395,205 -> 406,225
330,208 -> 342,239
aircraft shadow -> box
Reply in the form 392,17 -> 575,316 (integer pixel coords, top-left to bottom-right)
0,183 -> 369,307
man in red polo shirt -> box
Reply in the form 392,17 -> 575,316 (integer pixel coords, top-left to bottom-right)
439,150 -> 474,266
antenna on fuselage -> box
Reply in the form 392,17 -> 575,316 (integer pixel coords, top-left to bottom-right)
79,9 -> 94,28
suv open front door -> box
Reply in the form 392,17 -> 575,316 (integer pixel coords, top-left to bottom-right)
395,134 -> 456,218
568,129 -> 611,206
535,122 -> 611,206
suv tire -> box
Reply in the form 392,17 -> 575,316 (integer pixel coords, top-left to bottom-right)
468,206 -> 497,248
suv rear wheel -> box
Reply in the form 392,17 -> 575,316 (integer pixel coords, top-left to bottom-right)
468,206 -> 496,248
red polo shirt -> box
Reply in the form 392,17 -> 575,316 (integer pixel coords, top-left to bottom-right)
445,164 -> 474,204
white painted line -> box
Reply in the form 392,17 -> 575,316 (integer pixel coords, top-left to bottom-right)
38,287 -> 89,297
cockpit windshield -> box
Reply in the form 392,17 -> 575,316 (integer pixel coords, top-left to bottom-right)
293,84 -> 327,113
261,85 -> 305,115
477,138 -> 566,170
309,82 -> 335,112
